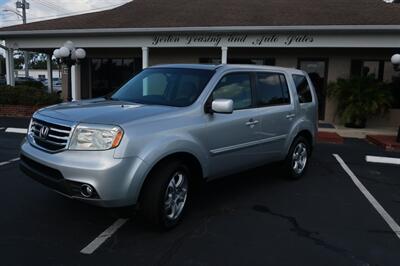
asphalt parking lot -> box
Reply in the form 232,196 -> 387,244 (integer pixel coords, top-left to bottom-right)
1,118 -> 400,266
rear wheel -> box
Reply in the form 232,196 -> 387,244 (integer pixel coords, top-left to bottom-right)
283,136 -> 310,180
141,160 -> 190,230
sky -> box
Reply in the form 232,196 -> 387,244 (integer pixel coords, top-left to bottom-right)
0,0 -> 131,28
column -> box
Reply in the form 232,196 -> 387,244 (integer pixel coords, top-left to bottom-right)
221,47 -> 228,64
24,51 -> 29,78
71,65 -> 81,101
6,49 -> 16,86
10,49 -> 15,86
142,47 -> 149,69
47,54 -> 54,93
5,48 -> 10,85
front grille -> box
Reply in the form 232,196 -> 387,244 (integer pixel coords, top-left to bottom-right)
30,118 -> 72,152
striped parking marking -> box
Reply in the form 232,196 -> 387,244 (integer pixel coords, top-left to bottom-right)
334,154 -> 400,240
80,218 -> 129,255
366,155 -> 400,166
5,128 -> 27,134
0,158 -> 20,167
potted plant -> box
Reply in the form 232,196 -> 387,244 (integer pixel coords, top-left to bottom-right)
328,75 -> 392,128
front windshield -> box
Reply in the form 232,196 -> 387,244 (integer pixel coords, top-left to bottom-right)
111,68 -> 214,107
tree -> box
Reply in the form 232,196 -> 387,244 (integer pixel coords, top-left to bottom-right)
13,51 -> 59,70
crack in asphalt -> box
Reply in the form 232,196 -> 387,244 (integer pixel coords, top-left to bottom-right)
367,229 -> 399,235
252,204 -> 372,266
154,207 -> 236,266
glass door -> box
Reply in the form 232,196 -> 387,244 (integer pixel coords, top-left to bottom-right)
298,59 -> 328,120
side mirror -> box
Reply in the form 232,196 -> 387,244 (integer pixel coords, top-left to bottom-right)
211,99 -> 233,114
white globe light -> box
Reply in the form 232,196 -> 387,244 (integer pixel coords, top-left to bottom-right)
391,54 -> 400,65
59,46 -> 70,58
64,40 -> 75,50
53,49 -> 60,58
70,49 -> 77,60
75,48 -> 86,59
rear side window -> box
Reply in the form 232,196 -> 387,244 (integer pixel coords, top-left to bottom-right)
256,72 -> 290,107
213,73 -> 252,110
293,74 -> 313,103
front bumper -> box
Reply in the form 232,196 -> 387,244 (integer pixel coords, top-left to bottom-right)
20,139 -> 149,207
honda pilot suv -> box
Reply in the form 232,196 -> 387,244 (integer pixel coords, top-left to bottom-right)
20,64 -> 317,229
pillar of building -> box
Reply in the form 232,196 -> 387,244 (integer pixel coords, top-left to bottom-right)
142,47 -> 149,69
5,48 -> 15,86
71,64 -> 81,100
221,47 -> 228,64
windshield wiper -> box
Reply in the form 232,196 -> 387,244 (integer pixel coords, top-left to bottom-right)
104,95 -> 119,101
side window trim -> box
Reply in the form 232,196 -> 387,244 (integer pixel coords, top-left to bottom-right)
208,71 -> 255,111
254,71 -> 292,108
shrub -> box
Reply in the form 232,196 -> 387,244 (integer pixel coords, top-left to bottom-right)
15,80 -> 45,90
0,85 -> 62,106
328,75 -> 393,128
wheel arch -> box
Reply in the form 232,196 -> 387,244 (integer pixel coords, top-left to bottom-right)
137,151 -> 205,205
285,120 -> 316,157
296,130 -> 314,154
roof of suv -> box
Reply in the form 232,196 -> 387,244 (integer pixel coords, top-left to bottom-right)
149,64 -> 306,75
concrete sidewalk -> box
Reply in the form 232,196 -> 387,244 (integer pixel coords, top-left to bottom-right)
319,124 -> 397,139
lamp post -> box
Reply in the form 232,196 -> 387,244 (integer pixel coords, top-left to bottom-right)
390,54 -> 400,142
53,41 -> 86,101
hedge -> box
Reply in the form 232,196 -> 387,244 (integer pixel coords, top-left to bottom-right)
0,85 -> 62,106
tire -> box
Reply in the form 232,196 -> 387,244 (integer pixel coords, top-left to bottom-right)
283,136 -> 311,180
141,160 -> 190,230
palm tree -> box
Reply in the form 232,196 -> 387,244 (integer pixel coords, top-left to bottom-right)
328,75 -> 392,128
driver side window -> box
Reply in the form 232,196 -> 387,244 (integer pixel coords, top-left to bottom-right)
212,73 -> 252,110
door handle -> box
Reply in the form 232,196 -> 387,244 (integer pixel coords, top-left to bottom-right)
286,114 -> 296,119
246,119 -> 259,127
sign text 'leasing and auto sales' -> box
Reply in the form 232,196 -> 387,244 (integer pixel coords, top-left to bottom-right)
151,34 -> 315,47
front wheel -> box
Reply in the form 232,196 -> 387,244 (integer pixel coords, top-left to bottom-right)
141,161 -> 190,230
283,136 -> 310,180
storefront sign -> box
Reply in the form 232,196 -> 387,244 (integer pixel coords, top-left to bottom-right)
9,32 -> 400,49
151,34 -> 314,47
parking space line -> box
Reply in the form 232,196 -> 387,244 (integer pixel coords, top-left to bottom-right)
5,128 -> 27,134
366,155 -> 400,166
333,154 -> 400,240
80,218 -> 129,255
0,158 -> 20,167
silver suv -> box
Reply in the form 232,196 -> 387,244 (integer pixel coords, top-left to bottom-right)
20,64 -> 317,229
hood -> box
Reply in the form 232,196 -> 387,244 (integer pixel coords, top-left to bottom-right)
37,98 -> 179,125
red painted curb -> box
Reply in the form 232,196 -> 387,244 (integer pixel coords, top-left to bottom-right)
317,132 -> 343,144
366,135 -> 400,151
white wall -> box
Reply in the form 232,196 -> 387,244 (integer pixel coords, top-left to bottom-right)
16,69 -> 60,79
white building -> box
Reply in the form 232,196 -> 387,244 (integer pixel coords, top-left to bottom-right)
0,0 -> 399,126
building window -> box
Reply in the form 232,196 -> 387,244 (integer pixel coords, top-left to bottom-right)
351,59 -> 400,108
351,60 -> 386,80
91,58 -> 142,98
199,58 -> 275,66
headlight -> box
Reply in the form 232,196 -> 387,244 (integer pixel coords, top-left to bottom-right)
69,124 -> 124,151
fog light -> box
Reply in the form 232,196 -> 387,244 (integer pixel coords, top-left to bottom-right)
81,184 -> 94,198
